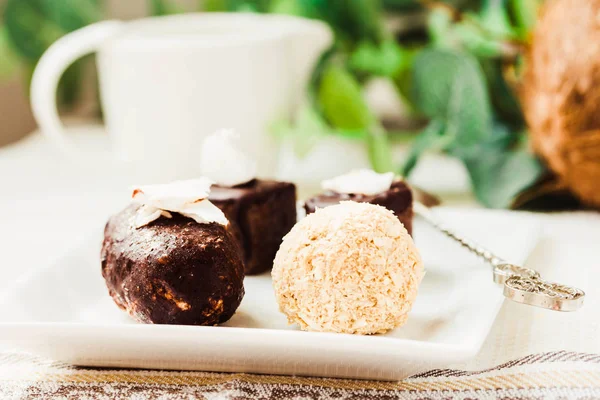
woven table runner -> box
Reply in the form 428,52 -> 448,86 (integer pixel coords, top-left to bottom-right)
1,351 -> 599,399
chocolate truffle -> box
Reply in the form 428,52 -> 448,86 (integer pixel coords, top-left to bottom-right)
101,204 -> 245,325
273,202 -> 424,335
209,179 -> 297,275
305,178 -> 413,235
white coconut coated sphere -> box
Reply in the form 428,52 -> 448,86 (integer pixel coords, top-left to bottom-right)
272,201 -> 424,335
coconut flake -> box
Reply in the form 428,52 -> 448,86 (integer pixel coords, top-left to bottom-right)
321,169 -> 395,196
131,178 -> 227,228
200,129 -> 257,187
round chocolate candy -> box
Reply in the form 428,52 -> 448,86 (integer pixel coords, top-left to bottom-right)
101,205 -> 244,325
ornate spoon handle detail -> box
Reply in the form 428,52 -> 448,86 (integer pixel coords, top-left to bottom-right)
413,202 -> 585,311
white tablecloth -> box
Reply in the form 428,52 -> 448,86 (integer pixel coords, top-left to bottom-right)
0,126 -> 598,371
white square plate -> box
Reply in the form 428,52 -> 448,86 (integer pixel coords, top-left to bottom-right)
0,208 -> 539,380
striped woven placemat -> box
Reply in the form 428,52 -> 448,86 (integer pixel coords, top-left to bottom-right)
1,351 -> 599,399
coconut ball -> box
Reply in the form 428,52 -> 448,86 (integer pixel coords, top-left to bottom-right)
272,201 -> 424,335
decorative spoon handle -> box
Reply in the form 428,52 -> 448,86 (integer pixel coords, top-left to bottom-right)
413,202 -> 585,312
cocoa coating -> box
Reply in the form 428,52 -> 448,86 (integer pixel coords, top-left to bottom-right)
101,204 -> 245,325
304,180 -> 414,235
209,179 -> 297,275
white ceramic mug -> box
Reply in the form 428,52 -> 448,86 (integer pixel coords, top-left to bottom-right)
31,13 -> 332,180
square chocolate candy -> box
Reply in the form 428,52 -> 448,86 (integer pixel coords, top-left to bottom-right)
304,180 -> 413,235
209,180 -> 297,275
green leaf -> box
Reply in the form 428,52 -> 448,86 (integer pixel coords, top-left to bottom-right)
349,39 -> 406,77
268,0 -> 305,15
487,120 -> 519,149
479,0 -> 515,38
400,119 -> 446,176
38,0 -> 102,31
318,63 -> 392,171
3,0 -> 100,107
408,48 -> 539,207
427,4 -> 515,58
306,47 -> 336,109
337,0 -> 385,43
337,129 -> 369,141
202,0 -> 271,12
203,0 -> 228,11
0,25 -> 21,79
391,47 -> 419,110
4,0 -> 63,60
149,0 -> 179,15
305,0 -> 385,45
508,0 -> 540,39
382,0 -> 421,11
3,0 -> 101,61
427,7 -> 454,47
481,60 -> 524,125
445,74 -> 492,156
56,59 -> 84,106
367,124 -> 394,172
453,23 -> 510,58
411,49 -> 492,154
318,64 -> 373,130
462,149 -> 544,208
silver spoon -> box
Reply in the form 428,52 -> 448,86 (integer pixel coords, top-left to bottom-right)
414,202 -> 585,312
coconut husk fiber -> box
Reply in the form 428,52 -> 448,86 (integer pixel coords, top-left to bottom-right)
522,0 -> 600,208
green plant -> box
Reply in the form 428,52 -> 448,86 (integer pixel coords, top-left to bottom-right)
0,0 -> 545,208
259,0 -> 544,208
1,0 -> 103,106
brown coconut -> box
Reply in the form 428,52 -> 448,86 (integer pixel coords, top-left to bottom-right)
522,0 -> 600,208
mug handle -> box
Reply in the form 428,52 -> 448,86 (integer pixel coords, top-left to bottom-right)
30,21 -> 125,156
